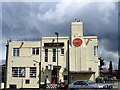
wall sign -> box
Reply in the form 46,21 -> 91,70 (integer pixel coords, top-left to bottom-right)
73,38 -> 82,47
44,43 -> 64,47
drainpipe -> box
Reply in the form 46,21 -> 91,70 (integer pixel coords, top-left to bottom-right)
67,40 -> 70,85
4,40 -> 9,89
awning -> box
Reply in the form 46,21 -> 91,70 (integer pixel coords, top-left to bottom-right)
70,70 -> 95,74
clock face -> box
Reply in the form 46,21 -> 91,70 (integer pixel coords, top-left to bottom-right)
73,38 -> 82,47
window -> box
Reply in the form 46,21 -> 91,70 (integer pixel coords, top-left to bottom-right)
74,81 -> 85,85
2,65 -> 5,82
32,48 -> 39,55
13,48 -> 19,56
12,67 -> 25,77
25,80 -> 30,84
45,49 -> 48,62
61,49 -> 64,55
94,46 -> 98,56
74,81 -> 80,85
30,67 -> 36,77
53,49 -> 56,62
9,85 -> 16,88
64,75 -> 67,80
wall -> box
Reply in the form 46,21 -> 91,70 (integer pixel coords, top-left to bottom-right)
6,41 -> 41,88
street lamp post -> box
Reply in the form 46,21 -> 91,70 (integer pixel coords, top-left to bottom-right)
33,60 -> 41,89
55,32 -> 59,90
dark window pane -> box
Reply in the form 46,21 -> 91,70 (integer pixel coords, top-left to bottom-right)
25,80 -> 30,84
32,48 -> 39,55
64,75 -> 67,80
12,67 -> 25,77
53,49 -> 56,62
36,48 -> 39,55
32,48 -> 35,54
61,49 -> 64,54
45,49 -> 48,62
13,48 -> 19,56
45,57 -> 48,62
74,81 -> 80,85
30,67 -> 36,77
53,57 -> 56,62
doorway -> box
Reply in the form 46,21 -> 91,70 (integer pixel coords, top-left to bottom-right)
51,68 -> 57,84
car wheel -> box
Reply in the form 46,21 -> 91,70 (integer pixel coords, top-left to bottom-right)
109,86 -> 113,89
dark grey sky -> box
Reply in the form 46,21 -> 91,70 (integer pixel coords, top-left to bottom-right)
1,1 -> 119,68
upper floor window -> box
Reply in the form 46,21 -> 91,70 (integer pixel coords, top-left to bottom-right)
94,46 -> 98,56
13,48 -> 19,56
30,67 -> 36,77
45,49 -> 48,62
32,48 -> 39,55
53,49 -> 56,62
61,49 -> 64,55
12,67 -> 25,77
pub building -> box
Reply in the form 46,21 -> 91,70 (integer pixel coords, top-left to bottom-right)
4,20 -> 99,89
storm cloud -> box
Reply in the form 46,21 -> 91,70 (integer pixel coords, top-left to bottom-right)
1,1 -> 119,68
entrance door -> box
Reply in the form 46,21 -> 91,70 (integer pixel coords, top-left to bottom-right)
51,68 -> 57,84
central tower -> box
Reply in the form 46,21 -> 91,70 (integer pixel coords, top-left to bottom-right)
71,20 -> 83,46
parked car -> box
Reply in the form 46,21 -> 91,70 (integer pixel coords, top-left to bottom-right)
68,80 -> 113,89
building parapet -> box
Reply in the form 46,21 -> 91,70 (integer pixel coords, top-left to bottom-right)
7,38 -> 41,42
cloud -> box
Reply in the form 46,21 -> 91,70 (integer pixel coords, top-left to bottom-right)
98,46 -> 118,69
2,1 -> 118,68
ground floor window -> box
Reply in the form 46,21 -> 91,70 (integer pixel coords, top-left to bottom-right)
12,67 -> 25,77
9,84 -> 16,88
64,75 -> 67,80
25,79 -> 30,84
30,67 -> 36,77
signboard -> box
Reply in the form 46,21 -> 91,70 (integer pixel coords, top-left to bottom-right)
73,38 -> 82,47
44,43 -> 64,47
48,64 -> 53,70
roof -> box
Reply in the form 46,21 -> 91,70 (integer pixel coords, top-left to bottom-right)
42,36 -> 69,39
100,69 -> 117,74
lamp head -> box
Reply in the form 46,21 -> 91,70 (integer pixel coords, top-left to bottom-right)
55,32 -> 59,36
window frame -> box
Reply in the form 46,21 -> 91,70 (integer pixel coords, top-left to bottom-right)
53,49 -> 56,62
61,48 -> 64,55
25,80 -> 30,84
45,49 -> 48,62
13,48 -> 20,56
30,67 -> 36,78
32,48 -> 39,55
12,67 -> 26,77
94,46 -> 98,56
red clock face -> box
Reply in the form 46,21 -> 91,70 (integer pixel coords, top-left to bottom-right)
73,38 -> 82,47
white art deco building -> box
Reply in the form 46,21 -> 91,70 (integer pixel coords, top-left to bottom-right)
5,20 -> 99,88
